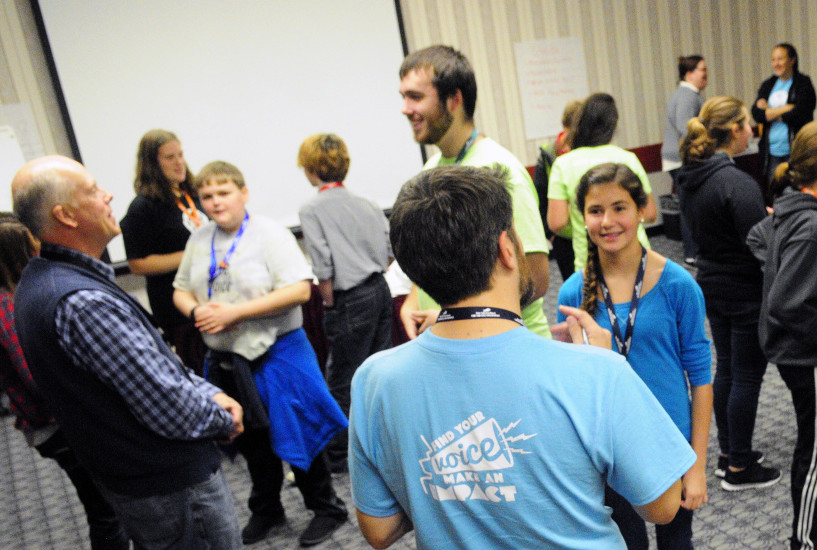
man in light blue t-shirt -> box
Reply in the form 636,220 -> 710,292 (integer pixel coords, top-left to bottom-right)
349,165 -> 696,549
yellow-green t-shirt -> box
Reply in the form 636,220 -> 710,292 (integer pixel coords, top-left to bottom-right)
548,144 -> 652,272
417,137 -> 551,338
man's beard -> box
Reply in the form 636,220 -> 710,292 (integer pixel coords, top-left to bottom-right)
516,242 -> 535,308
421,105 -> 454,144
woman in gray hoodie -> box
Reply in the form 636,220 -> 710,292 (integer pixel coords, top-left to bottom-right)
751,121 -> 817,550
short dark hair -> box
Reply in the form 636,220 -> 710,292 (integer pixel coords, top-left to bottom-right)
677,55 -> 704,81
774,43 -> 799,72
390,165 -> 512,306
571,93 -> 618,148
400,45 -> 477,120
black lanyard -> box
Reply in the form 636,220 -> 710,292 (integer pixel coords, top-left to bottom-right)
436,307 -> 524,327
454,128 -> 479,164
597,246 -> 647,359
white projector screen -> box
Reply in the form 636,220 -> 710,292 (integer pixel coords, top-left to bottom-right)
36,0 -> 422,263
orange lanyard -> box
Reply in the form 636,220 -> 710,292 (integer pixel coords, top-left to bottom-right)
176,192 -> 202,227
319,181 -> 343,193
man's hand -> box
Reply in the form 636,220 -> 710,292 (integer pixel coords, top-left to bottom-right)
553,305 -> 612,349
756,98 -> 768,110
212,392 -> 244,442
399,287 -> 439,339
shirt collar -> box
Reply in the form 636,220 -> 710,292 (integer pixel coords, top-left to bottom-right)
40,242 -> 115,281
680,81 -> 700,93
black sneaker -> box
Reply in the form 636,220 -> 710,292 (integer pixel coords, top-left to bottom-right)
720,461 -> 781,491
241,512 -> 286,545
299,515 -> 345,547
714,451 -> 764,478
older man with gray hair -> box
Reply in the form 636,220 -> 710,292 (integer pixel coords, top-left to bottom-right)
12,155 -> 245,549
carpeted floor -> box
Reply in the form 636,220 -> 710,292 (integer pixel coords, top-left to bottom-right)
0,233 -> 794,549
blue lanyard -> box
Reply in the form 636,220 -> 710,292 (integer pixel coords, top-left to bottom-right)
454,128 -> 479,164
208,212 -> 249,298
597,246 -> 647,359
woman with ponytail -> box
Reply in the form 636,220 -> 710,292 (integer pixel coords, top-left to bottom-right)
751,122 -> 817,550
547,93 -> 657,272
557,163 -> 711,549
676,96 -> 781,491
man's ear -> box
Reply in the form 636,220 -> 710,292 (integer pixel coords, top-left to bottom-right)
497,230 -> 518,271
52,203 -> 79,229
446,89 -> 464,115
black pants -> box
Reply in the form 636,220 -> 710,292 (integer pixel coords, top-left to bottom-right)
550,235 -> 575,281
36,431 -> 129,550
234,428 -> 347,520
605,485 -> 693,549
323,273 -> 392,467
778,364 -> 817,550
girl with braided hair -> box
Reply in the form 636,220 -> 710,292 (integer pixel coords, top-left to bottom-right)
557,163 -> 712,549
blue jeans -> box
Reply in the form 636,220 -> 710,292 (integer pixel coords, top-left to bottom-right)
605,485 -> 693,549
323,273 -> 392,466
97,468 -> 242,550
706,297 -> 768,468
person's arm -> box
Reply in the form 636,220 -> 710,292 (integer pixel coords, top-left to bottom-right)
553,304 -> 612,348
633,478 -> 683,524
681,383 -> 712,510
356,510 -> 413,549
299,206 -> 335,293
127,251 -> 185,276
547,198 -> 570,234
318,279 -> 334,307
193,280 -> 312,335
729,175 -> 768,244
751,79 -> 772,124
763,103 -> 795,122
766,234 -> 817,348
399,285 -> 438,340
525,252 -> 549,300
56,290 -> 236,440
780,75 -> 817,127
173,288 -> 200,320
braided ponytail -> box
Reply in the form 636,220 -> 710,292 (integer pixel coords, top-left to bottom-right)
581,237 -> 601,315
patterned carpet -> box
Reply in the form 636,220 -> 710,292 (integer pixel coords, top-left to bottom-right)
0,234 -> 793,549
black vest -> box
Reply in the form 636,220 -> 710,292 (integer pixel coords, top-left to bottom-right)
14,250 -> 221,497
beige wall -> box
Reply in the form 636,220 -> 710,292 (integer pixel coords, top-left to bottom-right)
401,0 -> 817,164
2,0 -> 815,167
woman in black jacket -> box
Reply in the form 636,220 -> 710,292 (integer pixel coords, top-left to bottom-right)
677,96 -> 780,492
751,43 -> 816,186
